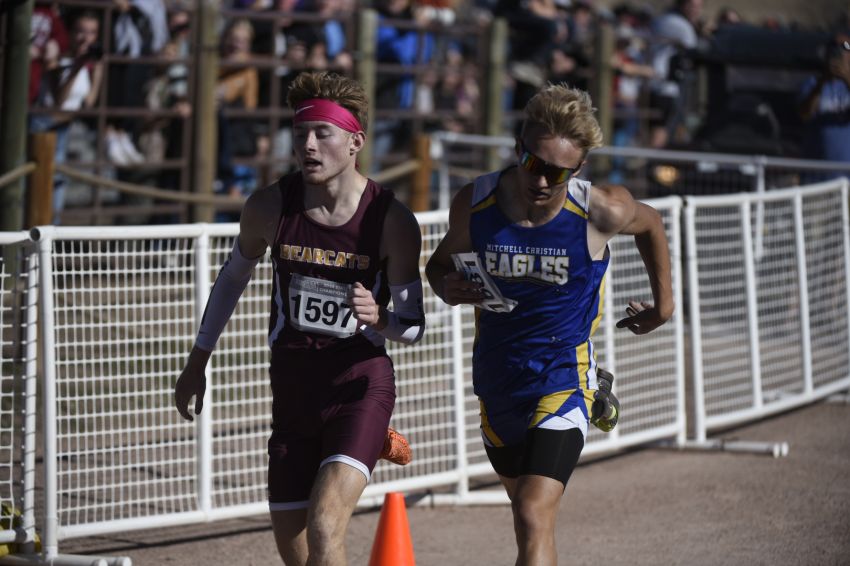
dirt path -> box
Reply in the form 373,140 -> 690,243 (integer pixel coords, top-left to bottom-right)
61,401 -> 850,565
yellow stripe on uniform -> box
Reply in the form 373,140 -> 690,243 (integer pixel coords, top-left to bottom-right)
575,342 -> 595,415
479,400 -> 504,447
576,342 -> 590,390
589,273 -> 606,337
471,194 -> 498,213
563,198 -> 588,219
530,389 -> 573,427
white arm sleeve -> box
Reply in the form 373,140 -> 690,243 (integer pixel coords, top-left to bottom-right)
376,280 -> 426,345
195,240 -> 261,352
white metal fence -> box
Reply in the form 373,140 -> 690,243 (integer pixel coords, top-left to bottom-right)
1,176 -> 848,564
24,197 -> 684,555
0,233 -> 38,553
684,178 -> 850,441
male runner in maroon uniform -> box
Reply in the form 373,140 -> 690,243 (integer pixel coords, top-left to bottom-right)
174,71 -> 424,566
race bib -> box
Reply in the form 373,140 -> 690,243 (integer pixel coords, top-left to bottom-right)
288,274 -> 358,338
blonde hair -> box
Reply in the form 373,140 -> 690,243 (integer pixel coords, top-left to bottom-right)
522,83 -> 604,154
286,71 -> 369,132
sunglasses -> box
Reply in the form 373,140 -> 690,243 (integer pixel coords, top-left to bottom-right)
517,140 -> 581,185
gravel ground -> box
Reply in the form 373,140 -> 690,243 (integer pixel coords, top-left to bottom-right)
60,400 -> 850,566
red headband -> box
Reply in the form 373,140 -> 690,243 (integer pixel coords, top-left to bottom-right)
292,98 -> 363,133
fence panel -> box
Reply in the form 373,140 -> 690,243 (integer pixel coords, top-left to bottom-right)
0,234 -> 38,550
590,197 -> 685,451
32,226 -> 210,543
685,179 -> 850,438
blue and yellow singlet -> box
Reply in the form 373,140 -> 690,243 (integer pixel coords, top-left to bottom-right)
469,167 -> 610,440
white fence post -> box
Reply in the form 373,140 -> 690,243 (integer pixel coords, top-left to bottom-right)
740,201 -> 764,409
669,198 -> 687,446
754,156 -> 767,261
431,136 -> 451,211
602,263 -> 618,442
194,230 -> 213,515
23,242 -> 39,552
684,204 -> 706,443
842,180 -> 850,384
32,227 -> 59,558
450,305 -> 468,501
793,194 -> 813,397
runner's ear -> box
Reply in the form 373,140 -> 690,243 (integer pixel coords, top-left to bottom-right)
350,131 -> 366,154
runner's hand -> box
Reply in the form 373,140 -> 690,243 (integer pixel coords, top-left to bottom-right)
441,271 -> 484,306
175,365 -> 206,422
349,282 -> 382,328
615,300 -> 668,335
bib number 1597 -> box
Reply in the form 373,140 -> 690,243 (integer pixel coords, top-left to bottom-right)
288,274 -> 358,338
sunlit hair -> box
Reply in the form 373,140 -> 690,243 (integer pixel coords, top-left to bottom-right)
287,71 -> 369,133
522,83 -> 603,155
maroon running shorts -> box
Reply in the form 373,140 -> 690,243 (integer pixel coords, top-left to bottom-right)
267,350 -> 396,509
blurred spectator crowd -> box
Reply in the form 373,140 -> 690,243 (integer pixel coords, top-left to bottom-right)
24,0 -> 850,223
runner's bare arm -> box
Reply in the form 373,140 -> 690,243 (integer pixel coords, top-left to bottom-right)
237,185 -> 282,259
425,184 -> 483,306
589,184 -> 674,335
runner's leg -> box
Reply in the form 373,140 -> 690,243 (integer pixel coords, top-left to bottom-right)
271,509 -> 308,566
305,462 -> 368,566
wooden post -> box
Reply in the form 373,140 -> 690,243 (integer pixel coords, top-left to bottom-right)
485,18 -> 508,171
356,9 -> 378,174
0,0 -> 34,231
27,132 -> 56,228
192,0 -> 220,223
410,134 -> 432,212
592,22 -> 615,175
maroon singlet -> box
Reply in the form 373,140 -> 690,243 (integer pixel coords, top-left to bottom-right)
268,172 -> 394,355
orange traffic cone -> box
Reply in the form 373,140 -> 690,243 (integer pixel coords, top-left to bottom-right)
368,492 -> 416,566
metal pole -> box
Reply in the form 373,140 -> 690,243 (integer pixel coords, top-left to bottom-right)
684,204 -> 706,442
22,242 -> 38,552
670,199 -> 687,446
356,9 -> 377,173
840,181 -> 850,392
793,194 -> 813,396
740,200 -> 763,409
602,259 -> 619,443
31,226 -> 59,558
753,156 -> 767,261
0,0 -> 34,231
193,0 -> 220,223
194,231 -> 213,514
432,135 -> 451,210
450,305 -> 469,502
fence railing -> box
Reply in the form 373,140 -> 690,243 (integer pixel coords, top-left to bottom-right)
2,177 -> 849,563
430,131 -> 850,205
684,178 -> 850,442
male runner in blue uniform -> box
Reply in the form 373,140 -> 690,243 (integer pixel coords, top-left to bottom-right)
175,71 -> 424,566
426,83 -> 674,566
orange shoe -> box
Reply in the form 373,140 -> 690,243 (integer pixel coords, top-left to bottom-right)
380,427 -> 412,466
